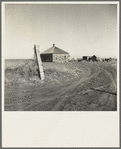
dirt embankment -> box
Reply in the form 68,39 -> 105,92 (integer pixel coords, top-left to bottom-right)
4,60 -> 117,111
5,60 -> 81,87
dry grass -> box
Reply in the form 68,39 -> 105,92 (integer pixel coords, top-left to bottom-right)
4,60 -> 117,111
5,60 -> 117,87
5,60 -> 82,87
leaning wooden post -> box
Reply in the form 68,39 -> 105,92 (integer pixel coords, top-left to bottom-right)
34,45 -> 45,80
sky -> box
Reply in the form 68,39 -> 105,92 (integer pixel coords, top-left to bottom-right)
3,3 -> 118,59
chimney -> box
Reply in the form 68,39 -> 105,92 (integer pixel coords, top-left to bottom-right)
53,44 -> 55,47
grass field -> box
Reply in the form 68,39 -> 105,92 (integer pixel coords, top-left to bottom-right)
4,59 -> 117,111
5,59 -> 83,86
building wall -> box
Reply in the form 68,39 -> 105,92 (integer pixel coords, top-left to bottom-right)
40,54 -> 52,62
53,54 -> 69,62
83,56 -> 90,61
91,55 -> 97,61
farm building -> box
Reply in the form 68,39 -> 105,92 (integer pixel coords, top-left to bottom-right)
82,55 -> 97,62
40,44 -> 69,63
89,55 -> 97,62
82,56 -> 90,61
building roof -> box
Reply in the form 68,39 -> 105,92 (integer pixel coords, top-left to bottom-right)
41,44 -> 69,54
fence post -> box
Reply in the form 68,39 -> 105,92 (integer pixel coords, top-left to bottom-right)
34,45 -> 45,80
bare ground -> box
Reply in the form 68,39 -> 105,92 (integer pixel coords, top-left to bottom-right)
4,61 -> 117,111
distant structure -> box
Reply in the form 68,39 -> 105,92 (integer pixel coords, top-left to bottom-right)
82,55 -> 97,62
40,44 -> 69,63
90,55 -> 97,62
82,56 -> 90,61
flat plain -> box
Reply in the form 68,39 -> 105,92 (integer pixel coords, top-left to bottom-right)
4,60 -> 117,111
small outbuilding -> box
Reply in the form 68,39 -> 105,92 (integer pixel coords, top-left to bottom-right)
40,44 -> 69,63
82,56 -> 90,61
82,55 -> 97,62
90,55 -> 97,62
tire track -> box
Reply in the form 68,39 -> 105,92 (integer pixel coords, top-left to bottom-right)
51,64 -> 117,111
51,63 -> 103,111
5,62 -> 117,111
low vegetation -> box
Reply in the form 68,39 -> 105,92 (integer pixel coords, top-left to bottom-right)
4,59 -> 117,111
5,60 -> 80,87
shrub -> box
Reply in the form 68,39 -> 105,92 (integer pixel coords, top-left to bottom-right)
5,60 -> 39,78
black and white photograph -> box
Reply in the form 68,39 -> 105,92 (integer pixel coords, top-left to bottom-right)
4,2 -> 118,111
2,1 -> 119,147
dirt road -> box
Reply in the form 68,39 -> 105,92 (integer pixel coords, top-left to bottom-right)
4,62 -> 117,111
